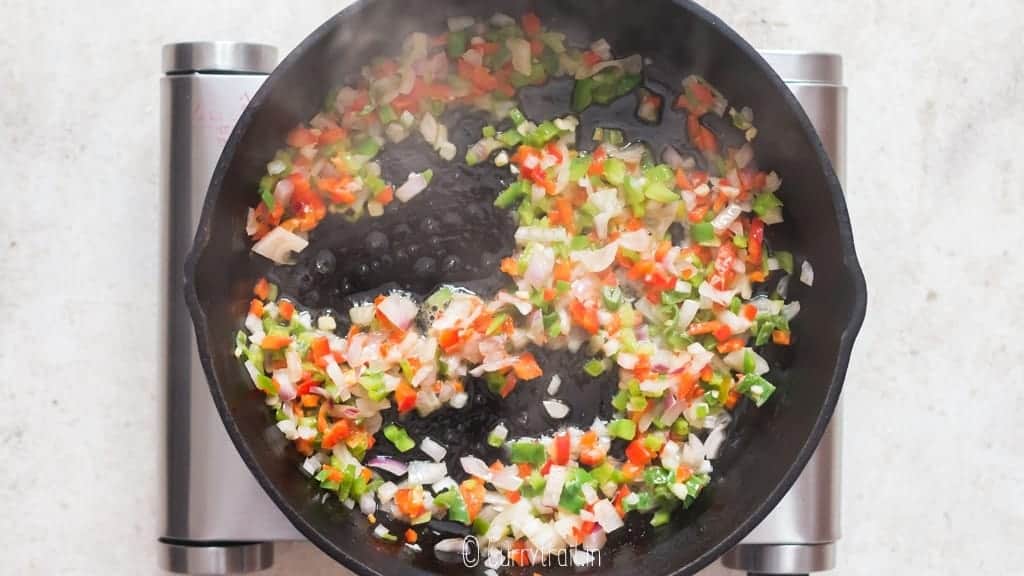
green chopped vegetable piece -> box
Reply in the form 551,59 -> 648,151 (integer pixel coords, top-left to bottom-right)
337,464 -> 356,500
421,168 -> 434,184
775,251 -> 794,275
538,311 -> 559,340
628,394 -> 648,412
497,129 -> 523,147
377,104 -> 397,125
611,390 -> 629,412
671,418 -> 689,437
645,181 -> 679,203
446,29 -> 468,59
508,107 -> 527,126
525,121 -> 561,147
623,175 -> 645,207
255,373 -> 277,395
494,180 -> 527,209
435,489 -> 470,524
486,313 -> 508,336
601,285 -> 623,311
743,349 -> 756,374
359,371 -> 389,401
736,373 -> 777,407
399,359 -> 415,382
484,371 -> 506,395
651,508 -> 673,527
353,137 -> 381,158
519,471 -> 547,497
644,434 -> 666,453
732,235 -> 748,248
603,157 -> 627,186
487,428 -> 505,448
643,466 -> 673,487
258,176 -> 276,210
559,480 -> 586,513
583,358 -> 607,377
426,286 -> 453,309
508,441 -> 547,466
482,125 -> 497,138
569,156 -> 592,181
608,419 -> 637,440
591,462 -> 617,485
383,424 -> 415,452
690,222 -> 716,245
752,190 -> 783,217
266,283 -> 279,302
472,517 -> 491,536
644,164 -> 674,184
572,78 -> 594,112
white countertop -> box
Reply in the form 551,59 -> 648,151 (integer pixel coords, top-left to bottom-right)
1,0 -> 1021,574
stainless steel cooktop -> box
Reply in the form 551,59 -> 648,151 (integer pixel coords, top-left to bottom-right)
158,42 -> 846,576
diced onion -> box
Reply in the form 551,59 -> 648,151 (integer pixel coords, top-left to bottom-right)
461,456 -> 492,481
407,461 -> 448,485
543,399 -> 569,419
420,437 -> 447,462
547,375 -> 562,396
349,304 -> 375,326
592,499 -> 623,533
251,226 -> 308,265
396,171 -> 430,202
800,260 -> 815,286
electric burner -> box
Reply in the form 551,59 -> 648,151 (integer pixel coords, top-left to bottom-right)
159,42 -> 845,576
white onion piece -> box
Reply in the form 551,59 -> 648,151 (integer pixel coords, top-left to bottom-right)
447,16 -> 474,31
273,177 -> 294,206
677,299 -> 700,329
592,499 -> 623,533
420,437 -> 447,462
419,113 -> 439,145
434,538 -> 467,554
490,13 -> 515,26
460,456 -> 492,481
407,461 -> 448,485
711,203 -> 743,232
576,54 -> 641,80
285,349 -> 302,382
581,528 -> 607,551
395,171 -> 430,202
573,550 -> 595,566
491,467 -> 523,492
617,229 -> 652,252
515,226 -> 569,245
358,492 -> 376,515
543,399 -> 569,419
378,293 -> 418,331
782,301 -> 801,321
542,466 -> 567,507
251,226 -> 308,265
547,375 -> 562,396
800,260 -> 815,286
570,241 -> 618,272
698,282 -> 736,306
524,245 -> 555,289
377,481 -> 399,503
704,426 -> 727,459
507,38 -> 532,76
349,303 -> 375,326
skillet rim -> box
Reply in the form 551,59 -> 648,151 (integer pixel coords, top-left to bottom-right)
184,1 -> 868,574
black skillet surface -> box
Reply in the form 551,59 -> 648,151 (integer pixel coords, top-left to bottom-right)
185,1 -> 867,574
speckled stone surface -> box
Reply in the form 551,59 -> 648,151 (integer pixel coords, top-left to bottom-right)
0,1 -> 1021,574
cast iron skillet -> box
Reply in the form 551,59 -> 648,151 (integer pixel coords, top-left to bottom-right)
185,0 -> 867,574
